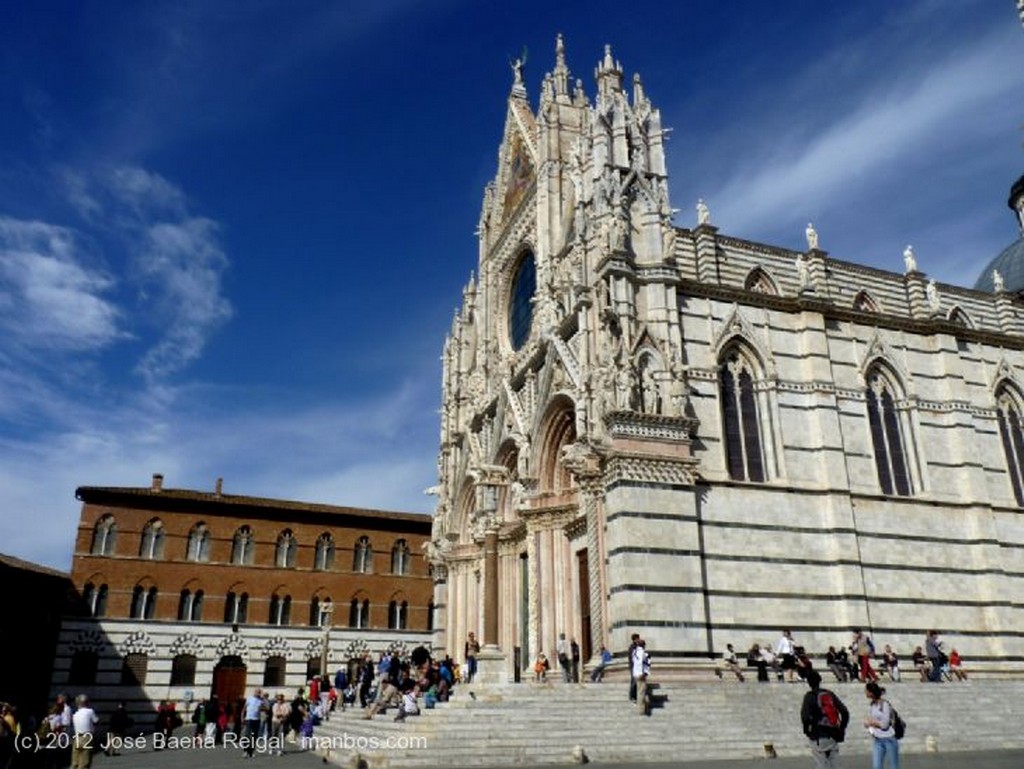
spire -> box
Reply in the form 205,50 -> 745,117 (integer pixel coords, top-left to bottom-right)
632,73 -> 646,108
553,33 -> 569,97
595,44 -> 623,97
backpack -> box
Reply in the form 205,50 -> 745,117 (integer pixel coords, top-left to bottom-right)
892,707 -> 906,740
867,637 -> 876,655
813,690 -> 847,742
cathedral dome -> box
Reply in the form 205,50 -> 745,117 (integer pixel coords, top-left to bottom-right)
974,174 -> 1024,293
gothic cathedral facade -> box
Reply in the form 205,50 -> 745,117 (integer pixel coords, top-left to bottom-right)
429,38 -> 1024,679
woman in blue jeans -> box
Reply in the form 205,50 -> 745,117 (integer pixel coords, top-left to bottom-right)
864,682 -> 900,769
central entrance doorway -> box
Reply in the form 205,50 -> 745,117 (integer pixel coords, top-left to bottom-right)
211,655 -> 247,706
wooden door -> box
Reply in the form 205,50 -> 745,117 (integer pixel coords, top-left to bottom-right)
212,656 -> 247,706
577,548 -> 592,661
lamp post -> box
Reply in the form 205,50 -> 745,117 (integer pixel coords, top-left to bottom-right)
319,600 -> 334,677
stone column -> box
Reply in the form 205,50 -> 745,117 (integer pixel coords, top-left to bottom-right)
483,526 -> 499,647
579,479 -> 606,665
430,563 -> 448,658
561,441 -> 607,667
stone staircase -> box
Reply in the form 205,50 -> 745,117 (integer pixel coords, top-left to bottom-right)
314,678 -> 1024,767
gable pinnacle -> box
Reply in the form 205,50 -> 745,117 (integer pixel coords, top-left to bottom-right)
553,33 -> 569,96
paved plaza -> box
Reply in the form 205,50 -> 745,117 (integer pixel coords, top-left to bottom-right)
24,741 -> 1024,769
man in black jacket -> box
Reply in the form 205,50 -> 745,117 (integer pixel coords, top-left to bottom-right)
800,670 -> 849,768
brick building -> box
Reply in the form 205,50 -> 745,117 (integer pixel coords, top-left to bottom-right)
54,474 -> 433,721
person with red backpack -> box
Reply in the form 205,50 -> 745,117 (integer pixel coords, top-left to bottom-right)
800,670 -> 850,768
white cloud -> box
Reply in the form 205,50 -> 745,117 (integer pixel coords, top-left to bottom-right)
106,166 -> 187,217
134,217 -> 232,382
0,378 -> 437,570
0,217 -> 123,351
703,27 -> 1024,239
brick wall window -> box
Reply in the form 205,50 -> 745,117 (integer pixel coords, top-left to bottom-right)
269,593 -> 291,626
224,591 -> 248,624
231,526 -> 254,565
186,523 -> 211,562
390,540 -> 410,575
314,533 -> 334,571
276,530 -> 297,568
90,515 -> 117,556
353,537 -> 372,573
130,585 -> 157,620
83,582 -> 108,618
348,598 -> 369,629
178,589 -> 204,622
388,600 -> 408,630
139,519 -> 165,559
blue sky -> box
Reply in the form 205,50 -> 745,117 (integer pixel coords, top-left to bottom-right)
1,1 -> 1022,569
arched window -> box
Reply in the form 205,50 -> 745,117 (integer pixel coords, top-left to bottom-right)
263,656 -> 286,687
314,533 -> 335,571
349,598 -> 369,629
744,267 -> 778,295
69,650 -> 98,685
82,582 -> 108,618
388,600 -> 408,630
276,530 -> 297,568
178,589 -> 191,621
996,385 -> 1024,506
866,366 -> 912,496
948,307 -> 973,328
90,515 -> 117,556
138,519 -> 165,559
509,251 -> 537,351
353,537 -> 372,573
269,593 -> 291,626
224,591 -> 248,624
120,653 -> 148,686
130,585 -> 157,619
231,526 -> 254,565
390,540 -> 410,575
427,600 -> 435,632
186,523 -> 211,562
719,346 -> 765,482
853,290 -> 880,313
170,654 -> 197,686
309,596 -> 332,627
178,589 -> 203,622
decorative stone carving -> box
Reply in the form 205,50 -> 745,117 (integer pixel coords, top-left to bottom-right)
994,269 -> 1005,293
926,279 -> 941,313
305,637 -> 325,661
343,638 -> 370,660
119,630 -> 157,657
169,632 -> 206,658
385,640 -> 410,659
214,633 -> 249,660
262,636 -> 292,660
69,629 -> 108,654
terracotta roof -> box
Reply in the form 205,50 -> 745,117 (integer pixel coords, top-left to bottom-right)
74,486 -> 433,529
0,551 -> 70,579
